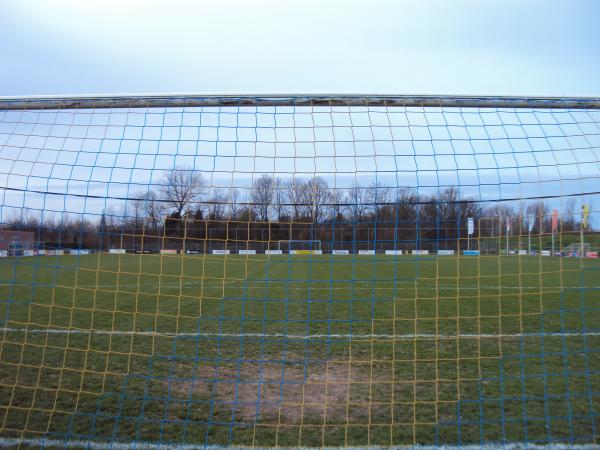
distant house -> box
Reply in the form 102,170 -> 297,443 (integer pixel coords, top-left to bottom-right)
0,230 -> 35,256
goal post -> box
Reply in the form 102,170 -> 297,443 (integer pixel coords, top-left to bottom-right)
277,239 -> 322,253
1,94 -> 599,448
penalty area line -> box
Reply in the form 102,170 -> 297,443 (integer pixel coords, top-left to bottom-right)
0,437 -> 597,450
1,327 -> 599,340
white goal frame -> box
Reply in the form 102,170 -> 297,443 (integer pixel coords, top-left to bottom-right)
276,240 -> 322,252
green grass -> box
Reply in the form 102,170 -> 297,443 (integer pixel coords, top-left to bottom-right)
0,253 -> 599,448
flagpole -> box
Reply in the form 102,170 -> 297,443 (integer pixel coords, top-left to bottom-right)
496,215 -> 500,255
580,205 -> 585,258
551,209 -> 557,257
506,218 -> 509,255
497,215 -> 501,255
527,213 -> 534,256
467,217 -> 472,251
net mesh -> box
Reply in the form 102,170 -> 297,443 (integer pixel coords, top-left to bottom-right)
0,97 -> 599,448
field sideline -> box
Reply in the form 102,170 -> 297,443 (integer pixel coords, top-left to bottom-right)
0,254 -> 598,447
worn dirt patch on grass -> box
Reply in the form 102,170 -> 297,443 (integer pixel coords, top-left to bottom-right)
165,357 -> 389,425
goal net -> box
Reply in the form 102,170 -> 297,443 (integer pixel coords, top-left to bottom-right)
0,94 -> 599,448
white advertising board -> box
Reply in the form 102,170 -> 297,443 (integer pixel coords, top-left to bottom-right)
332,250 -> 349,255
212,250 -> 230,255
238,250 -> 256,255
385,250 -> 403,255
358,250 -> 375,255
265,250 -> 283,255
70,249 -> 90,255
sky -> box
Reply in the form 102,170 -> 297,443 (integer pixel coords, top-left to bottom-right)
0,0 -> 599,226
1,0 -> 599,97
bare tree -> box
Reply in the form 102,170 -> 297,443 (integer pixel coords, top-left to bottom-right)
484,203 -> 515,237
346,183 -> 370,221
161,167 -> 206,217
227,187 -> 242,219
129,198 -> 145,232
134,190 -> 167,233
250,175 -> 275,222
286,178 -> 306,220
304,177 -> 331,223
368,181 -> 392,218
329,187 -> 346,220
272,178 -> 288,221
207,188 -> 227,220
395,188 -> 419,241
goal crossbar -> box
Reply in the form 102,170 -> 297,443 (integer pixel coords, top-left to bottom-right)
2,93 -> 600,110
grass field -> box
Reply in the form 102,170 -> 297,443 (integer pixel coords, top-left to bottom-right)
0,253 -> 598,448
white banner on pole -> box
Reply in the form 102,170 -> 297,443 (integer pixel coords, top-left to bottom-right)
467,218 -> 474,235
528,214 -> 535,232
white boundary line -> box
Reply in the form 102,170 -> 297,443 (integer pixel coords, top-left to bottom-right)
0,437 -> 597,450
1,281 -> 585,291
1,328 -> 598,340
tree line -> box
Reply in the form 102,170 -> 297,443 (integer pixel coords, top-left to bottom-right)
1,167 -> 591,252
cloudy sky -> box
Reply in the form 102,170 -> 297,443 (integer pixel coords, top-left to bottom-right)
1,0 -> 599,97
0,1 -> 598,223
